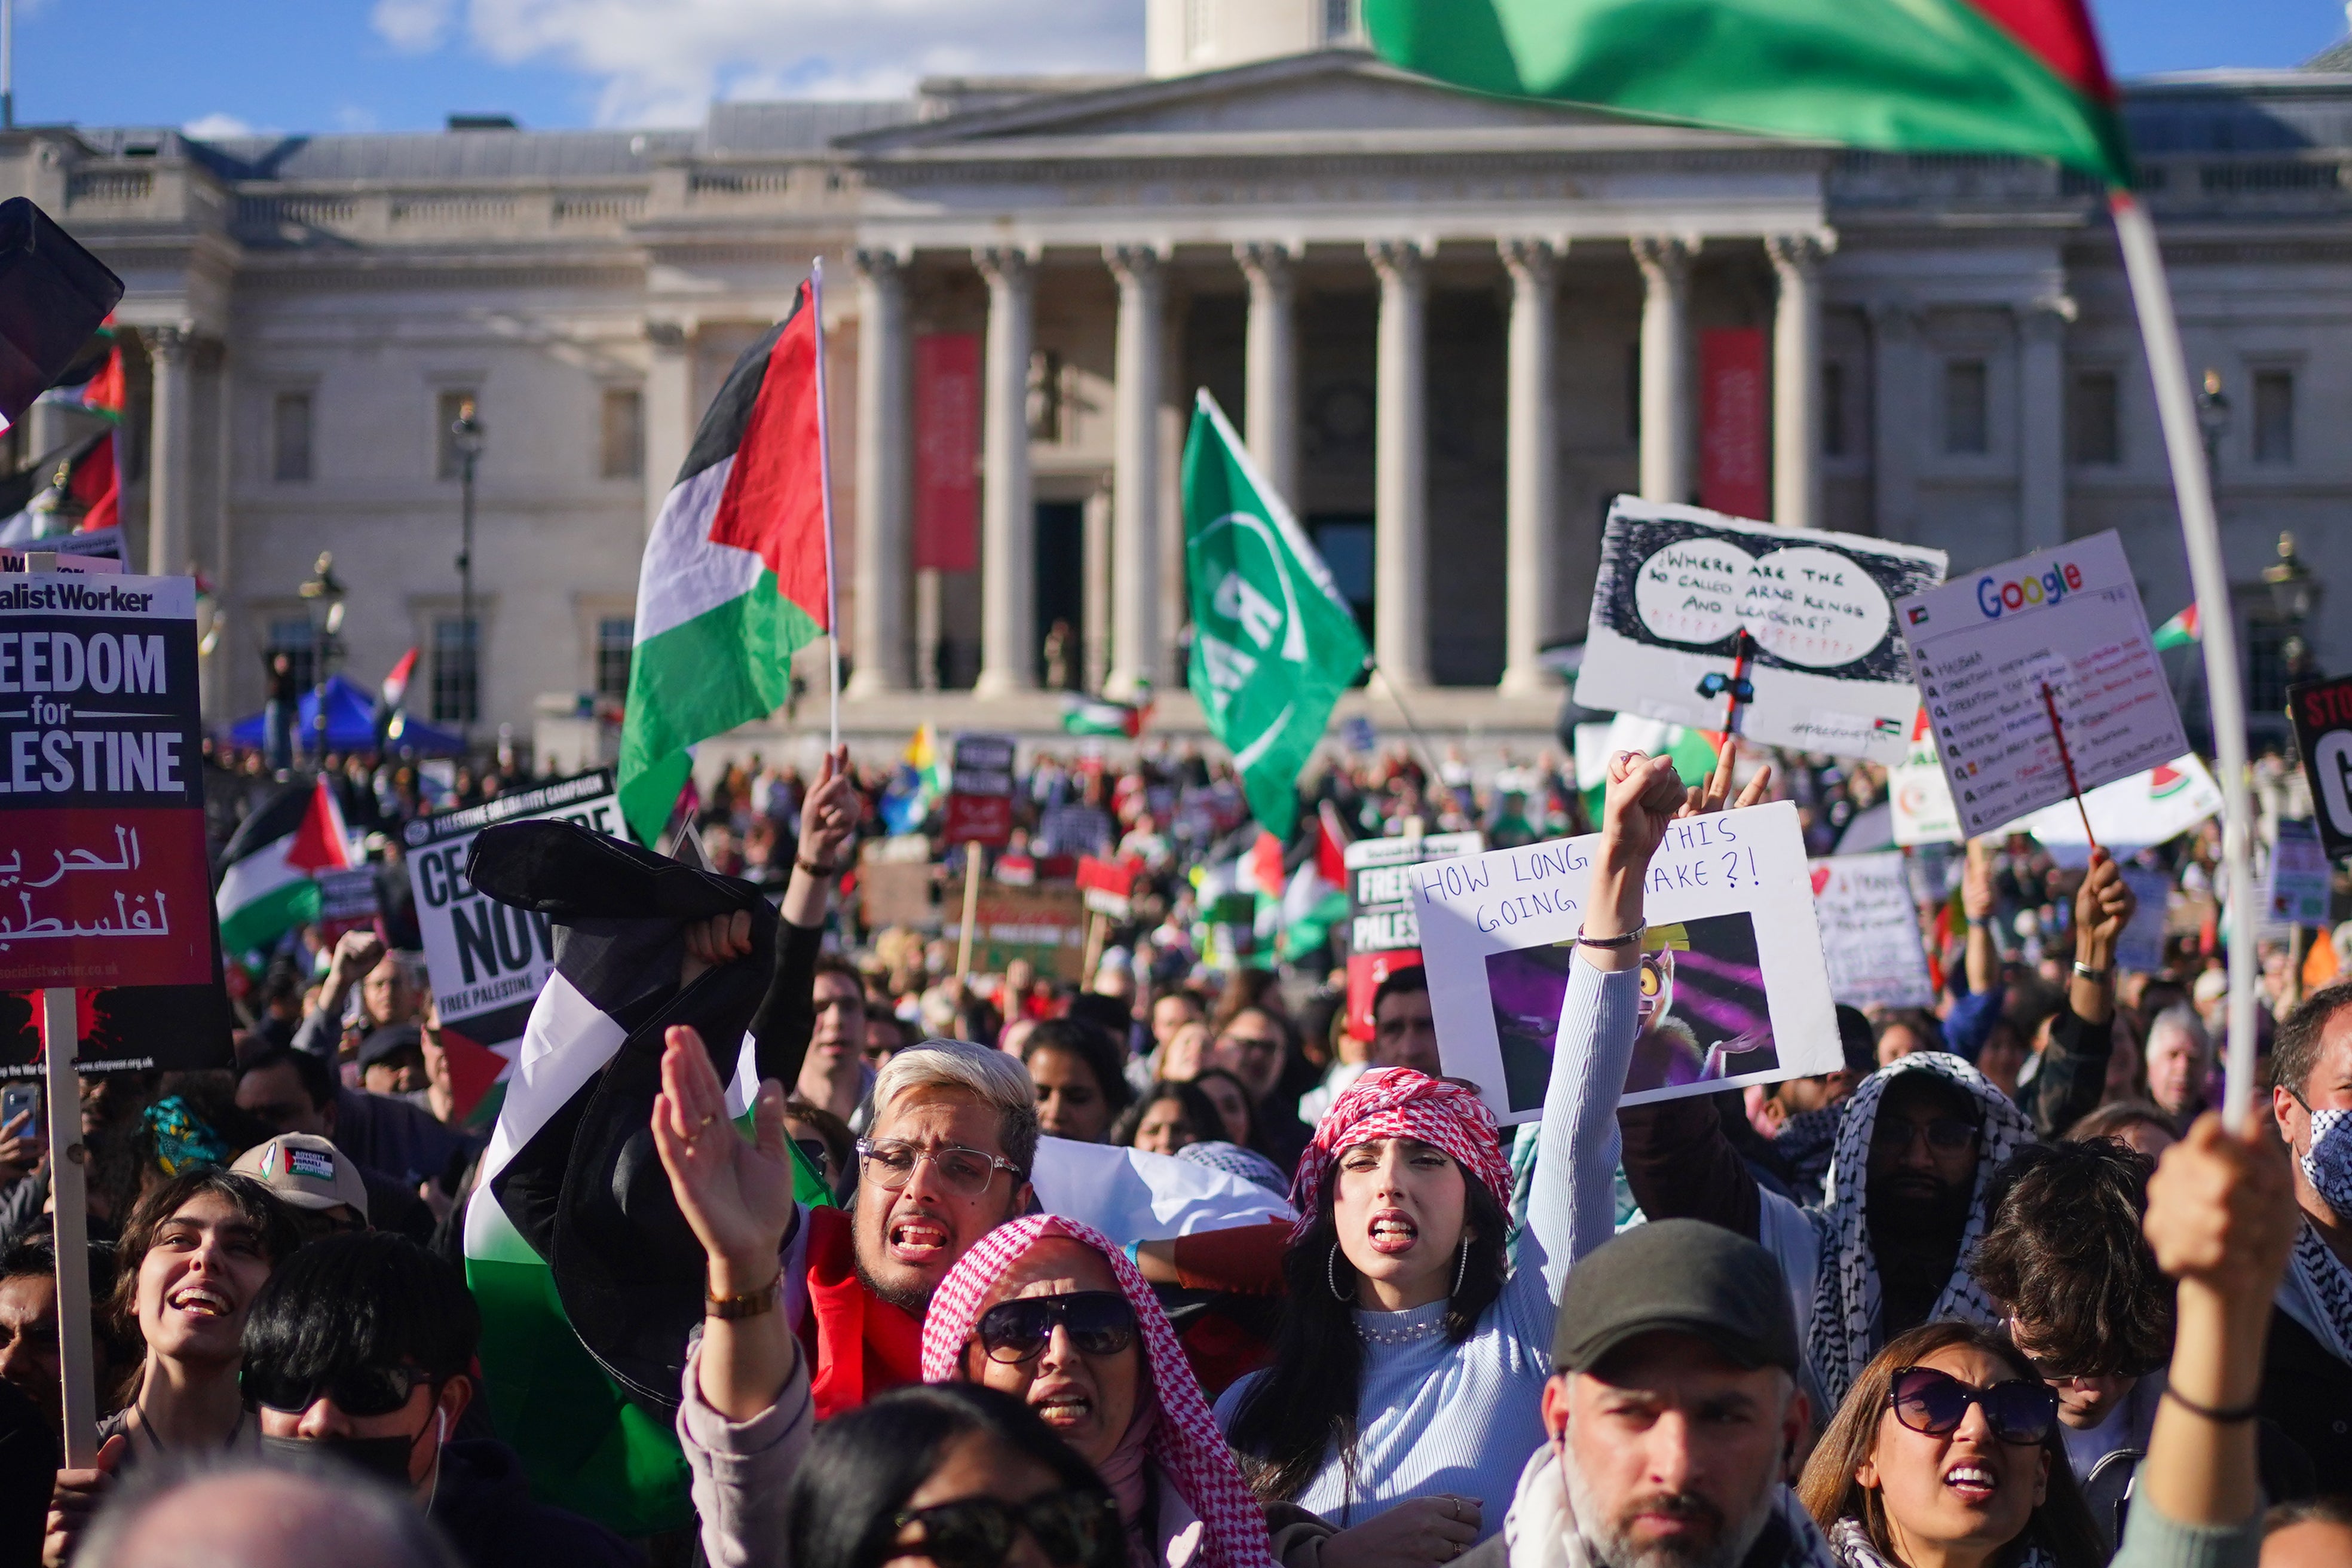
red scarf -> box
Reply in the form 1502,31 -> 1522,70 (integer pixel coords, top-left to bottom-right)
800,1205 -> 926,1419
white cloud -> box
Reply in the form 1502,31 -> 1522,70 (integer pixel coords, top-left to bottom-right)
455,0 -> 1144,126
373,0 -> 458,53
183,112 -> 269,140
334,104 -> 383,133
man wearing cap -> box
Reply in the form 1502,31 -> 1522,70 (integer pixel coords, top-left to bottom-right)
232,1054 -> 437,1244
1459,1219 -> 1836,1568
234,1134 -> 372,1243
356,1024 -> 429,1098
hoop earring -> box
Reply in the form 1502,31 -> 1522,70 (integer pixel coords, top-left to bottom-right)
1329,1242 -> 1350,1303
1451,1236 -> 1470,1298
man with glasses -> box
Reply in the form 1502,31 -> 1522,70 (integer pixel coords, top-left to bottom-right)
242,1231 -> 640,1568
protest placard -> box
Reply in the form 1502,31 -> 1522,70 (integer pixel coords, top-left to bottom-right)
1573,497 -> 1946,764
1076,855 -> 1140,921
316,866 -> 380,940
2289,674 -> 2352,860
0,526 -> 124,575
1809,852 -> 1935,1009
2265,819 -> 2331,929
1898,531 -> 2186,840
1343,831 -> 1481,1040
942,882 -> 1088,980
1889,725 -> 2219,852
405,770 -> 620,1055
859,836 -> 938,930
1416,801 -> 1838,1124
2117,866 -> 2172,973
942,732 -> 1016,848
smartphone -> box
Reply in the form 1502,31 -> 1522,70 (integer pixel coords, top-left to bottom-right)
0,1083 -> 37,1133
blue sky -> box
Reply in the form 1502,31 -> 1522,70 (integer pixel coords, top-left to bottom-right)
14,0 -> 2346,137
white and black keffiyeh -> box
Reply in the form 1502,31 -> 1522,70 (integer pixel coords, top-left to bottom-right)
2284,1218 -> 2352,1366
1829,1518 -> 2054,1568
1805,1053 -> 2034,1411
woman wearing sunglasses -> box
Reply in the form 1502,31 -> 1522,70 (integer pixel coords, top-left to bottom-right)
921,1214 -> 1275,1568
785,1383 -> 1123,1568
1796,1321 -> 2105,1568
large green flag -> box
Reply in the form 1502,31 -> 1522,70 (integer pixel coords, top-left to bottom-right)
1182,391 -> 1367,838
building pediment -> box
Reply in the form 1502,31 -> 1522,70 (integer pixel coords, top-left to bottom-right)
844,50 -> 1803,160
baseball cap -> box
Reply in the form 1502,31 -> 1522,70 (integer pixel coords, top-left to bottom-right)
1551,1219 -> 1797,1376
356,1022 -> 424,1071
232,1134 -> 371,1221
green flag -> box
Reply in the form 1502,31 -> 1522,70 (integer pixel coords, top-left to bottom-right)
1182,390 -> 1368,838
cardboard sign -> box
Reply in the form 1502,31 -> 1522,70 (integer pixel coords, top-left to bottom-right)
1344,831 -> 1481,1041
942,882 -> 1087,981
1575,497 -> 1946,764
1076,855 -> 1140,920
2266,819 -> 2332,929
1809,852 -> 1935,1009
1898,531 -> 2186,840
2289,675 -> 2352,860
1416,801 -> 1838,1124
1891,724 -> 2220,852
316,867 -> 380,940
944,732 -> 1016,849
404,770 -> 621,1056
2117,866 -> 2172,973
859,836 -> 938,930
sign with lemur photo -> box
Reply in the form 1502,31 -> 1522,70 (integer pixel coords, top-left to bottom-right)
1574,497 -> 1947,764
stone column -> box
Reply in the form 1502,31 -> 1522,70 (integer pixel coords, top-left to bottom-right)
1105,243 -> 1165,700
846,250 -> 912,694
1368,240 -> 1429,688
1769,234 -> 1827,530
1236,241 -> 1300,503
143,324 -> 192,577
644,320 -> 696,539
2017,298 -> 2072,553
1498,238 -> 1560,694
973,246 -> 1037,698
1083,482 -> 1113,693
915,570 -> 942,691
1869,301 -> 1921,542
1632,237 -> 1694,505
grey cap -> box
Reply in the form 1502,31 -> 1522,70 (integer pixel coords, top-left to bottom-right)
1551,1219 -> 1799,1376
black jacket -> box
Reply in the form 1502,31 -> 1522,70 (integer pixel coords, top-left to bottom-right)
430,1438 -> 645,1568
2262,1306 -> 2352,1496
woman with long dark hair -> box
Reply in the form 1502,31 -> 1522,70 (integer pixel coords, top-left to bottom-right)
1795,1321 -> 2104,1568
1215,751 -> 1711,1546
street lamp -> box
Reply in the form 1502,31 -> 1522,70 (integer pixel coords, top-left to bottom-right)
450,399 -> 485,751
297,552 -> 347,768
2195,368 -> 2231,479
2264,529 -> 2320,627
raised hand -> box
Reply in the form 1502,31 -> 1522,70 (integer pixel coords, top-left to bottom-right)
650,1024 -> 797,1297
1679,737 -> 1772,819
2072,847 -> 2134,965
1600,749 -> 1688,873
679,909 -> 756,988
1961,838 -> 1996,924
44,1432 -> 127,1567
798,746 -> 865,872
2144,1111 -> 2296,1312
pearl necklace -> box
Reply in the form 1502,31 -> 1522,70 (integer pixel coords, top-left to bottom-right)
1355,1313 -> 1446,1346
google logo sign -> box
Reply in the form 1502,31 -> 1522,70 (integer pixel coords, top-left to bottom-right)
1976,561 -> 2084,619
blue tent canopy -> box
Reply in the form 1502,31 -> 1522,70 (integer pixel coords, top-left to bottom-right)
228,673 -> 466,756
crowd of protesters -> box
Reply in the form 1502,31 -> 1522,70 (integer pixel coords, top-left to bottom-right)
0,723 -> 2347,1568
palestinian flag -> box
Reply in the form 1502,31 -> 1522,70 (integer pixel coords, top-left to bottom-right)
1279,803 -> 1352,964
2152,603 -> 2200,651
0,430 -> 119,545
214,777 -> 354,954
1061,688 -> 1150,739
1366,0 -> 2129,188
374,647 -> 418,742
618,280 -> 832,847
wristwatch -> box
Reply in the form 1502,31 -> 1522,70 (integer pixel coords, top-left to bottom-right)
795,855 -> 838,878
707,1272 -> 783,1320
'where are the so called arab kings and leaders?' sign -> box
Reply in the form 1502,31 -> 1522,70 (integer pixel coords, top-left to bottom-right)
0,572 -> 212,990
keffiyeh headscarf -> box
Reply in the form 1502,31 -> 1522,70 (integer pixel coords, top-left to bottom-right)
1291,1067 -> 1513,1241
921,1214 -> 1276,1568
1805,1053 -> 2032,1410
1830,1518 -> 2052,1568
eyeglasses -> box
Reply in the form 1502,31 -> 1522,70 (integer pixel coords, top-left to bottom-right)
242,1361 -> 432,1417
1888,1365 -> 2059,1447
889,1490 -> 1119,1568
974,1291 -> 1138,1365
855,1138 -> 1024,1198
1870,1115 -> 1980,1154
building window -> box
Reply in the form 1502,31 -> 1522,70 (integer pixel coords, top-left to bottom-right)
601,387 -> 644,480
596,616 -> 634,699
1821,362 -> 1847,458
1943,359 -> 1988,455
2253,370 -> 2294,464
1323,0 -> 1358,40
431,617 -> 479,724
2068,370 -> 2120,465
436,390 -> 479,480
272,392 -> 313,482
267,616 -> 318,693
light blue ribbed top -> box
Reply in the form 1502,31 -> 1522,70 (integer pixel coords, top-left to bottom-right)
1214,961 -> 1640,1541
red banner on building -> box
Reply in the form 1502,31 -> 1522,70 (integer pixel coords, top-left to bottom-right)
914,333 -> 980,572
1699,327 -> 1768,522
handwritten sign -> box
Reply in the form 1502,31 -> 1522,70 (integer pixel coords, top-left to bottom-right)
405,770 -> 620,1056
1898,531 -> 2186,840
1809,852 -> 1934,1009
2265,819 -> 2331,930
1576,497 -> 1946,764
1343,831 -> 1481,1042
1414,800 -> 1838,1125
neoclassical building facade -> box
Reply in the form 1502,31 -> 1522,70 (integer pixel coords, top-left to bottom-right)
7,5 -> 2350,754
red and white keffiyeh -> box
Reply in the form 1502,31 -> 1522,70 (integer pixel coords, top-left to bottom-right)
921,1214 -> 1276,1568
1291,1066 -> 1513,1241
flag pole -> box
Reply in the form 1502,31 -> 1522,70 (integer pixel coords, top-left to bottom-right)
810,258 -> 843,755
2111,190 -> 2258,1132
1363,658 -> 1450,793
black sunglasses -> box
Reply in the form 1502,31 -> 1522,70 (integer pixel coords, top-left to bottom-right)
1888,1365 -> 2059,1447
973,1291 -> 1137,1365
889,1490 -> 1120,1568
242,1361 -> 432,1418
